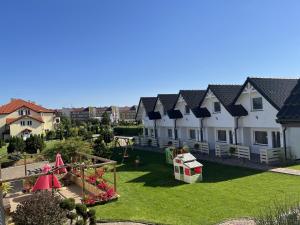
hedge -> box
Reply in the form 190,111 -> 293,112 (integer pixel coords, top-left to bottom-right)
113,126 -> 143,137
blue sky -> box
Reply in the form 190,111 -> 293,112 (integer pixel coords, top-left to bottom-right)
1,0 -> 300,108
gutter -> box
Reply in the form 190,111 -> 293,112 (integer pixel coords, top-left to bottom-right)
283,127 -> 287,161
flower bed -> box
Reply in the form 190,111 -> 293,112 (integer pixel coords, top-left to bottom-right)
71,168 -> 118,206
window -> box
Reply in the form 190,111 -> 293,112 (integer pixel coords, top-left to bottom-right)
27,121 -> 32,126
252,97 -> 263,111
26,109 -> 30,115
229,130 -> 233,144
144,128 -> 149,136
214,102 -> 221,113
272,131 -> 281,148
20,121 -> 25,126
174,166 -> 179,173
254,131 -> 268,145
189,129 -> 196,140
185,105 -> 190,114
150,129 -> 154,137
163,109 -> 167,116
18,110 -> 23,116
168,129 -> 173,138
217,130 -> 227,142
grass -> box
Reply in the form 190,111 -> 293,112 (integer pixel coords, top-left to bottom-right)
285,164 -> 300,170
91,149 -> 300,225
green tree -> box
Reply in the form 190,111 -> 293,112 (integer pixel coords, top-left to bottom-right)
93,136 -> 112,158
7,137 -> 25,154
12,192 -> 67,225
25,135 -> 46,154
45,130 -> 56,140
101,112 -> 111,126
43,137 -> 92,162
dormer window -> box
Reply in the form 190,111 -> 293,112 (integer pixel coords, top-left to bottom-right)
252,97 -> 263,111
18,110 -> 23,116
163,109 -> 167,116
185,106 -> 190,114
214,102 -> 221,113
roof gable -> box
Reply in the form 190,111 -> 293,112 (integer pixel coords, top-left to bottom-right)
135,97 -> 157,120
0,99 -> 54,114
277,79 -> 300,122
6,115 -> 44,125
178,90 -> 206,110
156,94 -> 178,112
233,77 -> 298,110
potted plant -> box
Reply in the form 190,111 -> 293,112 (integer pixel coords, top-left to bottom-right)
229,146 -> 237,156
1,182 -> 13,198
147,139 -> 152,146
168,141 -> 173,146
194,143 -> 200,150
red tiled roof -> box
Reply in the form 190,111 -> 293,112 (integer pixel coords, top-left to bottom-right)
6,115 -> 44,125
0,99 -> 54,114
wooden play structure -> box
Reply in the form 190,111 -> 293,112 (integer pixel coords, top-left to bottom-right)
114,136 -> 134,163
0,151 -> 118,215
173,153 -> 203,184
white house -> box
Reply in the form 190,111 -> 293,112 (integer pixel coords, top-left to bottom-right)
233,77 -> 298,155
274,79 -> 300,159
135,97 -> 157,140
199,85 -> 248,151
148,94 -> 179,147
172,90 -> 207,145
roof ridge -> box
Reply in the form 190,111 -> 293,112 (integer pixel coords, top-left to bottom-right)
248,76 -> 299,80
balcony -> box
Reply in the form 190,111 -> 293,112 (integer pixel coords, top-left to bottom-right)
215,143 -> 251,160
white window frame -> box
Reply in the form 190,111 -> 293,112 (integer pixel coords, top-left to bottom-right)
185,105 -> 190,114
251,97 -> 263,111
253,130 -> 268,146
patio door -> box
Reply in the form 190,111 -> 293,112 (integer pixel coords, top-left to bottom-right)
272,131 -> 281,148
174,129 -> 178,140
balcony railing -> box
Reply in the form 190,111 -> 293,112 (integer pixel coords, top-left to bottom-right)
159,138 -> 180,148
133,136 -> 158,148
186,140 -> 209,155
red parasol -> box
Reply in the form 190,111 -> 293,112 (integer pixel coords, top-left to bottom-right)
32,164 -> 61,192
55,153 -> 67,174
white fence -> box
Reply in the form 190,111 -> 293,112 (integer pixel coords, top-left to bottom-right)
159,138 -> 180,148
260,147 -> 284,164
133,136 -> 159,147
187,140 -> 209,155
215,143 -> 251,160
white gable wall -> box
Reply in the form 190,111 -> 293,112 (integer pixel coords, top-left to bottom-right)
235,82 -> 283,153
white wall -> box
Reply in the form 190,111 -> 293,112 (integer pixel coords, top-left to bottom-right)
155,99 -> 174,128
286,128 -> 300,159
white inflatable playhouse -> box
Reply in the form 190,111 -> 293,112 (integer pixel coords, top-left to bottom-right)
173,153 -> 203,184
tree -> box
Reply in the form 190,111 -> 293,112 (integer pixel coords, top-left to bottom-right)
43,137 -> 92,162
45,130 -> 56,140
12,192 -> 67,225
25,135 -> 46,154
7,137 -> 25,154
102,128 -> 113,145
101,112 -> 111,126
93,136 -> 112,158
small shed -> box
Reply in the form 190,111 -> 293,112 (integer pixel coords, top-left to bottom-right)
173,153 -> 203,183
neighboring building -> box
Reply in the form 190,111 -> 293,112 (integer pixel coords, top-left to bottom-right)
135,97 -> 157,138
149,94 -> 179,146
119,106 -> 137,122
0,99 -> 59,140
277,79 -> 300,159
69,107 -> 96,122
233,78 -> 298,154
199,85 -> 248,150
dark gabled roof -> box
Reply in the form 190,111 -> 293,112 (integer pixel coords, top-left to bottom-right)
135,97 -> 157,120
167,109 -> 183,119
178,90 -> 206,109
277,79 -> 300,123
148,111 -> 162,120
227,104 -> 248,117
233,77 -> 299,111
192,107 -> 211,118
201,84 -> 247,116
157,94 -> 178,112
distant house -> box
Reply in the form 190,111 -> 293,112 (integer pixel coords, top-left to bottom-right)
0,99 -> 59,140
118,106 -> 137,122
135,97 -> 157,138
277,79 -> 300,159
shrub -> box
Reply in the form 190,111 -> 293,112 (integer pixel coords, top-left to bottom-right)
113,126 -> 143,137
93,137 -> 112,158
7,137 -> 25,154
43,137 -> 92,163
101,112 -> 111,126
45,130 -> 56,140
102,128 -> 113,144
0,138 -> 4,148
66,212 -> 77,225
12,192 -> 67,225
75,220 -> 84,225
25,135 -> 46,154
60,198 -> 75,211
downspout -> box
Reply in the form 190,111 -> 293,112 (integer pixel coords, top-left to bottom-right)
174,119 -> 177,140
234,117 -> 239,145
283,126 -> 287,161
200,118 -> 204,142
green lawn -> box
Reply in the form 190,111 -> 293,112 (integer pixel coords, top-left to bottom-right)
286,164 -> 300,170
92,149 -> 300,225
